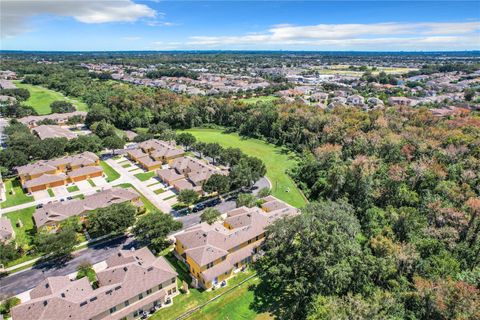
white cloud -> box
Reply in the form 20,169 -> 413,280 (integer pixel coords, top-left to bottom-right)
1,0 -> 156,37
187,21 -> 480,50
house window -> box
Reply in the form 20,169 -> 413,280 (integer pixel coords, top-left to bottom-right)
124,300 -> 130,307
168,289 -> 172,295
110,306 -> 117,314
147,289 -> 152,295
138,293 -> 143,300
172,287 -> 176,293
158,284 -> 163,290
171,278 -> 176,284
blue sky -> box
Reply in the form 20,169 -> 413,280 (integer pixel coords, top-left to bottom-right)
1,1 -> 479,51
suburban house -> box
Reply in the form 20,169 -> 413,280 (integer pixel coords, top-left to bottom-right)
127,139 -> 185,171
11,247 -> 178,320
157,156 -> 225,194
0,217 -> 14,243
32,125 -> 78,140
388,96 -> 417,107
123,130 -> 138,142
18,111 -> 88,128
33,187 -> 140,229
174,196 -> 298,289
16,151 -> 102,193
0,79 -> 16,89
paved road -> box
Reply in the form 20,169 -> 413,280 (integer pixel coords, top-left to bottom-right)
0,176 -> 270,298
0,235 -> 135,297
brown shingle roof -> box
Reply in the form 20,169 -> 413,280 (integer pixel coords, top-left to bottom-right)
33,187 -> 139,227
32,125 -> 78,140
11,248 -> 177,320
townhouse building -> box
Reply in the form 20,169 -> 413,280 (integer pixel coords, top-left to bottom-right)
11,247 -> 178,320
174,196 -> 298,289
19,111 -> 88,128
33,187 -> 140,229
16,151 -> 103,192
127,139 -> 185,171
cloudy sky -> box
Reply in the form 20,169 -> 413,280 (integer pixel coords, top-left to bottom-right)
1,0 -> 479,51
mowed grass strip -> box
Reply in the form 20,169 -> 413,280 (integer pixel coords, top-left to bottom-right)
13,81 -> 88,114
1,178 -> 34,209
114,183 -> 157,213
180,128 -> 307,208
134,171 -> 155,182
100,160 -> 120,182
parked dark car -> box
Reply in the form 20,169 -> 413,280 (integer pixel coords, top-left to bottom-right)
36,204 -> 43,209
192,203 -> 205,212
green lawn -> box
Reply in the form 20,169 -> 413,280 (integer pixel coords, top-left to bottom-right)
100,160 -> 120,182
151,253 -> 267,320
121,163 -> 132,168
47,188 -> 55,197
180,128 -> 307,208
114,183 -> 157,213
13,81 -> 88,114
87,179 -> 96,187
134,171 -> 155,182
238,96 -> 278,104
154,188 -> 166,195
4,206 -> 35,250
1,178 -> 34,209
67,185 -> 80,193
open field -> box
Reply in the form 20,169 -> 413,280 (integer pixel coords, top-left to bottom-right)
151,253 -> 269,320
1,178 -> 34,209
180,128 -> 307,208
100,160 -> 120,182
238,96 -> 278,104
13,81 -> 88,114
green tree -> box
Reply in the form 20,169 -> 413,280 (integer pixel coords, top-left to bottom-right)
253,200 -> 367,319
102,134 -> 125,153
257,187 -> 271,198
132,212 -> 182,252
0,297 -> 21,317
203,174 -> 231,194
236,193 -> 257,208
90,120 -> 116,138
0,241 -> 21,264
76,262 -> 97,283
50,100 -> 75,113
35,224 -> 77,258
176,132 -> 196,150
86,202 -> 136,237
177,189 -> 199,205
200,208 -> 222,225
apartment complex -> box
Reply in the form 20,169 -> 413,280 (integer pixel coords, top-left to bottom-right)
19,111 -> 88,128
32,124 -> 78,140
11,247 -> 178,320
33,187 -> 140,229
157,156 -> 225,194
16,151 -> 103,192
0,217 -> 14,243
174,196 -> 298,289
127,139 -> 185,171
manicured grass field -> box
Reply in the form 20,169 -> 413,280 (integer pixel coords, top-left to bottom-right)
67,185 -> 80,193
100,160 -> 120,182
114,183 -> 157,213
47,189 -> 55,197
134,171 -> 155,182
13,81 -> 88,114
1,178 -> 34,209
239,96 -> 278,104
180,128 -> 307,208
87,179 -> 96,187
151,253 -> 267,320
4,206 -> 35,249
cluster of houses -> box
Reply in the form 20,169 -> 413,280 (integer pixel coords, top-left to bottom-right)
157,156 -> 226,194
10,194 -> 298,319
174,195 -> 298,289
33,187 -> 140,230
17,111 -> 88,140
126,139 -> 185,171
11,247 -> 179,320
81,63 -> 271,95
16,151 -> 103,193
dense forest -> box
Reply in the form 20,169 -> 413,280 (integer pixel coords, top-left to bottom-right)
1,57 -> 479,319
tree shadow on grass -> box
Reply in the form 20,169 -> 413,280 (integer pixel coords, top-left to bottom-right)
248,280 -> 286,320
